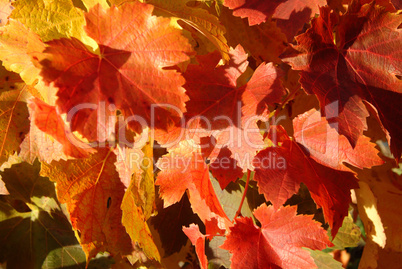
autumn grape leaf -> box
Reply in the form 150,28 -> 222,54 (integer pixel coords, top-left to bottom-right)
329,214 -> 361,250
210,176 -> 258,220
0,0 -> 13,26
0,160 -> 87,268
282,2 -> 402,159
0,178 -> 7,194
354,157 -> 402,267
40,148 -> 138,263
221,204 -> 333,269
134,139 -> 156,219
0,19 -> 57,105
142,0 -> 230,63
219,7 -> 287,64
121,171 -> 160,262
207,235 -> 232,268
253,136 -> 359,236
183,45 -> 248,130
0,67 -> 30,167
209,147 -> 243,190
0,20 -> 46,86
223,0 -> 277,26
184,45 -> 284,122
183,224 -> 208,269
81,0 -> 109,9
28,98 -> 95,159
155,141 -> 230,226
10,0 -> 96,48
19,101 -> 68,164
293,108 -> 383,171
272,0 -> 326,41
307,250 -> 343,269
36,2 -> 193,142
164,45 -> 285,170
223,0 -> 325,29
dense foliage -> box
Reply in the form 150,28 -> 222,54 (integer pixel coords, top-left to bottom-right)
0,0 -> 401,268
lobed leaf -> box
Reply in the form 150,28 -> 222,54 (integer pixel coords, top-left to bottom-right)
40,148 -> 138,262
221,204 -> 333,269
36,2 -> 193,142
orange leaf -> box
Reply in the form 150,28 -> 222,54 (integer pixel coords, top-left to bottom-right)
155,141 -> 229,225
293,108 -> 383,171
183,224 -> 208,269
40,148 -> 137,262
28,98 -> 95,159
36,2 -> 193,142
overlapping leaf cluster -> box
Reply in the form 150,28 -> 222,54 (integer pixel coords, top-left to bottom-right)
0,0 -> 400,268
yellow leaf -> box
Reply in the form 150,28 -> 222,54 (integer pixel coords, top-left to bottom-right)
121,173 -> 161,261
0,20 -> 45,86
81,0 -> 109,9
0,67 -> 30,167
10,0 -> 97,49
355,157 -> 402,268
138,139 -> 156,219
356,181 -> 386,248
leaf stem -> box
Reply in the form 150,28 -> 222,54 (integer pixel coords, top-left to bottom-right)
273,87 -> 300,119
233,169 -> 251,221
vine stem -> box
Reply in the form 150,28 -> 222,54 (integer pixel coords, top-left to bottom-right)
272,87 -> 300,119
233,169 -> 251,221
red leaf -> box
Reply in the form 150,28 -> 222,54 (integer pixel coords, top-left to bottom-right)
293,109 -> 383,171
183,224 -> 208,269
272,0 -> 326,20
180,45 -> 284,170
241,62 -> 285,118
36,2 -> 193,142
29,98 -> 95,159
253,137 -> 359,236
223,0 -> 278,26
223,0 -> 325,33
282,3 -> 402,159
183,45 -> 248,131
221,204 -> 332,269
209,147 -> 244,190
157,45 -> 284,173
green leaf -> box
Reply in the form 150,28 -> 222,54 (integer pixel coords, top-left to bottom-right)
210,173 -> 252,220
206,236 -> 231,269
307,249 -> 343,269
0,160 -> 87,268
329,214 -> 361,249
